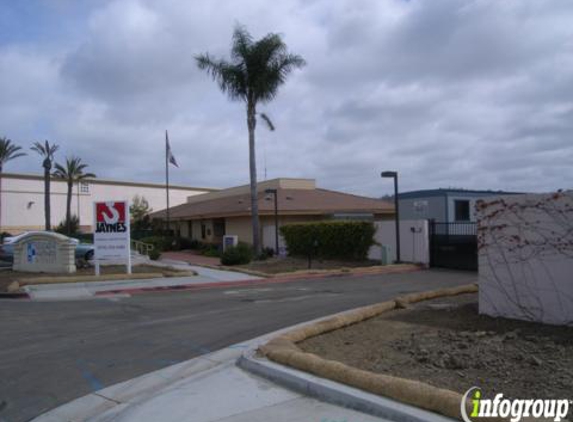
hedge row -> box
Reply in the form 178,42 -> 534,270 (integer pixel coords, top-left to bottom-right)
279,221 -> 376,260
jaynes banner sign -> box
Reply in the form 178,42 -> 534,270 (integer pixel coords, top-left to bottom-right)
93,200 -> 131,273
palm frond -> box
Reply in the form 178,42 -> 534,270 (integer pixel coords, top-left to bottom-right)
259,113 -> 275,131
197,25 -> 305,106
0,137 -> 26,166
31,140 -> 59,159
53,156 -> 95,182
196,54 -> 247,101
231,24 -> 253,61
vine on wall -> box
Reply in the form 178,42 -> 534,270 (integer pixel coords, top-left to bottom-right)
477,191 -> 573,325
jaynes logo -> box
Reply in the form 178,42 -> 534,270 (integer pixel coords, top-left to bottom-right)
95,202 -> 127,233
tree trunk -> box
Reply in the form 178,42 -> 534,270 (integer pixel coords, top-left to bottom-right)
0,167 -> 3,233
66,181 -> 73,234
247,101 -> 261,256
44,165 -> 51,231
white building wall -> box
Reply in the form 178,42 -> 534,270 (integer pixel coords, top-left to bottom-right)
369,219 -> 429,265
0,174 -> 211,233
478,191 -> 573,326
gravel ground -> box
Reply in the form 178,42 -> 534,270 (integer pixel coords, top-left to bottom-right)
300,294 -> 573,399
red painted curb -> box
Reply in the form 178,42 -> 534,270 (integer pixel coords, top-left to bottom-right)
0,292 -> 31,299
94,266 -> 422,297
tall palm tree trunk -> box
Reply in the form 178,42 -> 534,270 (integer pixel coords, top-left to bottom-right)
0,166 -> 3,232
44,166 -> 51,231
247,102 -> 261,256
66,181 -> 73,234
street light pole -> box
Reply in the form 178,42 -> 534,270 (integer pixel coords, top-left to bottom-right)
381,171 -> 401,263
265,188 -> 279,254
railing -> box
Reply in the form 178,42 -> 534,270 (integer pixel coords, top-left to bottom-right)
130,239 -> 154,257
429,221 -> 477,236
429,221 -> 478,271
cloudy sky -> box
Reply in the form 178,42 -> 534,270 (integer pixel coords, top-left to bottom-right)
1,0 -> 572,196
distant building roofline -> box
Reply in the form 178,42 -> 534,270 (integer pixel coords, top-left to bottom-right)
398,188 -> 524,200
0,172 -> 218,192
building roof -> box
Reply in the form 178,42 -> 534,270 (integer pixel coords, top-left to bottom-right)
0,172 -> 217,192
152,179 -> 394,220
398,188 -> 523,200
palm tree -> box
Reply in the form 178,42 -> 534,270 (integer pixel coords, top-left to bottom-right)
53,156 -> 95,235
196,26 -> 305,255
0,137 -> 26,231
31,140 -> 59,231
0,137 -> 26,173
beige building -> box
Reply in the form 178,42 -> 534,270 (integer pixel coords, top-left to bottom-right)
0,172 -> 215,233
152,178 -> 395,250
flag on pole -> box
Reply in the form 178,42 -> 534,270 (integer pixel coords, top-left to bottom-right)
166,130 -> 179,167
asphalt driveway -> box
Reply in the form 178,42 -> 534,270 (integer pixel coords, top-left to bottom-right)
0,269 -> 476,422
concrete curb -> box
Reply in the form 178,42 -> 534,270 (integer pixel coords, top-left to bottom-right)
258,284 -> 479,421
237,351 -> 455,422
28,320 -> 320,422
10,264 -> 423,300
161,253 -> 420,280
28,284 -> 472,422
17,268 -> 196,286
0,291 -> 30,299
93,266 -> 421,296
270,263 -> 422,279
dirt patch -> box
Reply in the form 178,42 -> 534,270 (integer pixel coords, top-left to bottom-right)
299,294 -> 573,400
0,264 -> 187,291
239,256 -> 381,275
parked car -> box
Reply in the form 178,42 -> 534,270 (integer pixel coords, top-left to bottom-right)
0,232 -> 94,263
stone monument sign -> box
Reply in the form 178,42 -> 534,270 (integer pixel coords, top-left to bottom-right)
13,232 -> 76,273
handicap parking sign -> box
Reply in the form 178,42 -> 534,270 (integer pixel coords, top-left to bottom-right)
27,242 -> 36,263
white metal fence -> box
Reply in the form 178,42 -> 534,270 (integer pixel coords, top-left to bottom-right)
369,219 -> 429,265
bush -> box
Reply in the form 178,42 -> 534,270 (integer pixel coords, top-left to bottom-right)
55,215 -> 80,235
178,237 -> 197,250
199,243 -> 221,257
220,243 -> 253,266
139,236 -> 175,252
258,247 -> 275,260
280,221 -> 376,261
70,233 -> 94,244
148,249 -> 161,260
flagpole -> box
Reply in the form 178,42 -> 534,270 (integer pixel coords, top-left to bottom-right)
165,130 -> 170,234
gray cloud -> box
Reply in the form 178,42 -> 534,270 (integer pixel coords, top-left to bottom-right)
1,0 -> 572,197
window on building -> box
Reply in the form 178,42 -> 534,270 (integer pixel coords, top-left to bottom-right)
201,222 -> 206,239
79,182 -> 90,194
413,200 -> 428,215
454,200 -> 470,221
213,219 -> 226,237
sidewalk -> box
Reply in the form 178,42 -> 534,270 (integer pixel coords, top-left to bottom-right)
23,259 -> 260,300
161,250 -> 221,267
19,259 -> 421,300
32,314 -> 452,422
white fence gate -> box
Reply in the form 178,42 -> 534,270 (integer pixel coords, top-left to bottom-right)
369,219 -> 429,265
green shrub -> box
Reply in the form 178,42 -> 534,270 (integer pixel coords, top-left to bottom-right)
199,243 -> 220,257
139,236 -> 175,252
148,249 -> 161,260
220,243 -> 253,266
280,221 -> 375,261
55,215 -> 80,235
258,247 -> 275,261
178,237 -> 197,250
71,233 -> 94,244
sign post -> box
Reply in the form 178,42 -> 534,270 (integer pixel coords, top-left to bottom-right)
93,200 -> 131,275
